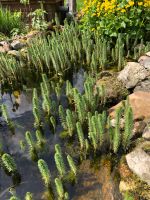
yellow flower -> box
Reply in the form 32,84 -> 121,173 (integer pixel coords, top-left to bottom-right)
121,9 -> 126,13
128,1 -> 134,7
138,2 -> 143,6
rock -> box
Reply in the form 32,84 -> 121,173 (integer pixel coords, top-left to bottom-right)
126,145 -> 150,185
138,56 -> 150,70
0,46 -> 6,53
146,52 -> 150,57
11,40 -> 26,50
96,75 -> 129,104
0,41 -> 11,52
134,78 -> 150,92
119,180 -> 136,192
132,121 -> 146,139
143,126 -> 150,140
109,91 -> 150,121
117,62 -> 149,89
8,50 -> 21,58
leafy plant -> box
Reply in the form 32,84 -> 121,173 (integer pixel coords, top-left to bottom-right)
38,159 -> 51,187
2,153 -> 17,173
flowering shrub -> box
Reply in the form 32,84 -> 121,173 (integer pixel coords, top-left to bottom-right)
81,0 -> 150,39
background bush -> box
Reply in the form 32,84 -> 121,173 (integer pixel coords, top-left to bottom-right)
81,0 -> 150,40
0,7 -> 23,35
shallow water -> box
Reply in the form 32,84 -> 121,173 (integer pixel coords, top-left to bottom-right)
0,72 -> 122,199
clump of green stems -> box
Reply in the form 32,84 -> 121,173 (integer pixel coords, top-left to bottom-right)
32,88 -> 42,128
25,192 -> 33,200
38,159 -> 51,188
2,153 -> 17,174
55,178 -> 69,200
1,104 -> 15,133
25,131 -> 38,161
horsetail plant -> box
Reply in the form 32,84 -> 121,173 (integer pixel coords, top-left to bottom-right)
2,153 -> 17,174
76,122 -> 84,150
123,106 -> 133,151
67,155 -> 77,176
55,178 -> 65,199
38,159 -> 51,188
25,192 -> 33,200
54,152 -> 66,177
1,104 -> 15,133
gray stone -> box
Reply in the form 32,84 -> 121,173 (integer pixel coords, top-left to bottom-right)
138,56 -> 150,70
11,40 -> 25,50
117,62 -> 149,89
0,46 -> 6,53
134,78 -> 150,92
143,126 -> 150,140
126,146 -> 150,185
8,50 -> 21,58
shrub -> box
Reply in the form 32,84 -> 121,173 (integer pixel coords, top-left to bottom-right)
81,0 -> 150,40
0,7 -> 23,35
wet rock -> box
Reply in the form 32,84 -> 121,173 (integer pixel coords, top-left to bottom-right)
143,126 -> 150,140
134,78 -> 150,92
138,55 -> 150,70
117,62 -> 149,89
11,40 -> 26,50
8,50 -> 21,58
126,145 -> 150,185
96,75 -> 128,104
109,91 -> 150,121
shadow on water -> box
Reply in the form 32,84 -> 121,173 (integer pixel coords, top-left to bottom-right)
0,69 -> 122,200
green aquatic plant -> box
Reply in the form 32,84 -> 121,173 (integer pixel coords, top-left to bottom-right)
9,197 -> 20,200
32,88 -> 42,128
25,192 -> 33,200
59,105 -> 67,130
50,116 -> 56,133
38,159 -> 51,187
54,152 -> 66,177
25,131 -> 38,160
1,104 -> 15,133
36,130 -> 45,149
123,106 -> 133,151
67,155 -> 77,176
113,107 -> 123,153
55,178 -> 65,199
55,144 -> 62,156
2,153 -> 17,173
66,109 -> 76,137
76,122 -> 84,150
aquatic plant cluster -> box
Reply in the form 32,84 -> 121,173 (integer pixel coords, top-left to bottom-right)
0,22 -> 150,87
0,73 -> 134,199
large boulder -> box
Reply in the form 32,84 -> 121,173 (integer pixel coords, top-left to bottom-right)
134,78 -> 150,92
11,40 -> 26,50
109,91 -> 150,121
117,62 -> 149,89
138,55 -> 150,70
126,142 -> 150,185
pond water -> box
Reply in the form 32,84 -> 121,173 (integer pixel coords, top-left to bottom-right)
0,70 -> 122,199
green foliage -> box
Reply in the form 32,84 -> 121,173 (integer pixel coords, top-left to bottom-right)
123,106 -> 133,150
2,153 -> 17,173
1,104 -> 15,132
113,107 -> 123,153
0,7 -> 23,35
55,178 -> 65,199
76,122 -> 84,150
67,155 -> 77,176
81,0 -> 150,41
25,192 -> 33,200
38,159 -> 51,187
54,152 -> 66,177
65,109 -> 76,136
28,3 -> 47,31
32,88 -> 41,128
